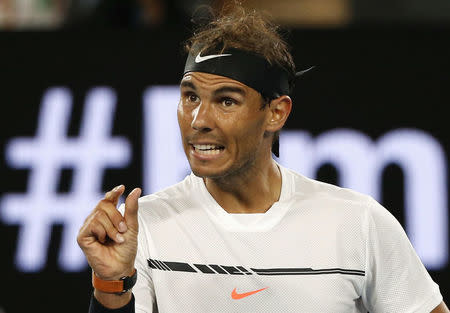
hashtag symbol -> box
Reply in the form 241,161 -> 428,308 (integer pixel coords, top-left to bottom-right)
1,87 -> 131,272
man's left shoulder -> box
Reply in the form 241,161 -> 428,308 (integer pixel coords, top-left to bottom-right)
284,166 -> 373,209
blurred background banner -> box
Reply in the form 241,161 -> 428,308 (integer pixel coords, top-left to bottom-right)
0,1 -> 449,312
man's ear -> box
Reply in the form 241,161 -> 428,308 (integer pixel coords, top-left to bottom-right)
266,95 -> 292,132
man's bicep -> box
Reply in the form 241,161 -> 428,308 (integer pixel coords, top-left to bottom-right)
431,301 -> 450,313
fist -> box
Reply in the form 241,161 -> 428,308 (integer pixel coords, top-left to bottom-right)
77,185 -> 142,280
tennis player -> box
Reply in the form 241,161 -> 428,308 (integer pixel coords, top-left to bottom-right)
78,4 -> 449,313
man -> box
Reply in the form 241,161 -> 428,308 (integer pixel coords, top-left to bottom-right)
77,4 -> 448,313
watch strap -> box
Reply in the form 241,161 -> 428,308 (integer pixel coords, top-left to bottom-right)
92,269 -> 137,294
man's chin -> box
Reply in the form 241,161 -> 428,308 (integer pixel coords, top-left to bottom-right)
190,165 -> 229,179
191,168 -> 221,179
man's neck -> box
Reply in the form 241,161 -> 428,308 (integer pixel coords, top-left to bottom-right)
204,159 -> 282,214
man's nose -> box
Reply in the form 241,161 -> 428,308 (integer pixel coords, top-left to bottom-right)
191,101 -> 215,132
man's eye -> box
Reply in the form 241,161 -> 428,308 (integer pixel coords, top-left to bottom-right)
188,94 -> 199,102
222,98 -> 236,107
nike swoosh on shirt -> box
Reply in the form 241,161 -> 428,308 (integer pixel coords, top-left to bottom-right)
195,52 -> 232,63
231,287 -> 268,300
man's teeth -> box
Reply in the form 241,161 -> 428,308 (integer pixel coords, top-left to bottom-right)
193,144 -> 223,155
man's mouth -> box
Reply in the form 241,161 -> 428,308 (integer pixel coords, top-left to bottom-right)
192,144 -> 225,155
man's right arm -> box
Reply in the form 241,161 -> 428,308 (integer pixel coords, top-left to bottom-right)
77,185 -> 141,312
89,291 -> 135,313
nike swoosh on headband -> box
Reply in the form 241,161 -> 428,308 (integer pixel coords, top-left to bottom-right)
195,52 -> 232,63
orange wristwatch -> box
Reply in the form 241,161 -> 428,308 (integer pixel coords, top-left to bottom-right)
92,269 -> 137,294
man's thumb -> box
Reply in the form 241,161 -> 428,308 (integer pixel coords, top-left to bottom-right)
124,187 -> 141,230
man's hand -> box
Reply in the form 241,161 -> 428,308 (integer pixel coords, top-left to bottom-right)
77,185 -> 141,281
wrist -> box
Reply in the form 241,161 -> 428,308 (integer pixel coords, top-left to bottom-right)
92,268 -> 137,295
94,268 -> 136,281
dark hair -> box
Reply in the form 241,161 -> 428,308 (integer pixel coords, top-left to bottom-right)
185,3 -> 296,94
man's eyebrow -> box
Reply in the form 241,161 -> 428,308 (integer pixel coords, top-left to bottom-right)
180,81 -> 196,90
213,86 -> 246,96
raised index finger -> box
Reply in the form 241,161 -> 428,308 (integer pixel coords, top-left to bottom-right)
104,185 -> 125,206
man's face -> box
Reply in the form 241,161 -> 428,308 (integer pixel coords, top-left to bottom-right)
177,72 -> 272,179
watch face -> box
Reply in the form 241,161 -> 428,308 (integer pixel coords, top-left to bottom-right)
122,269 -> 138,293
